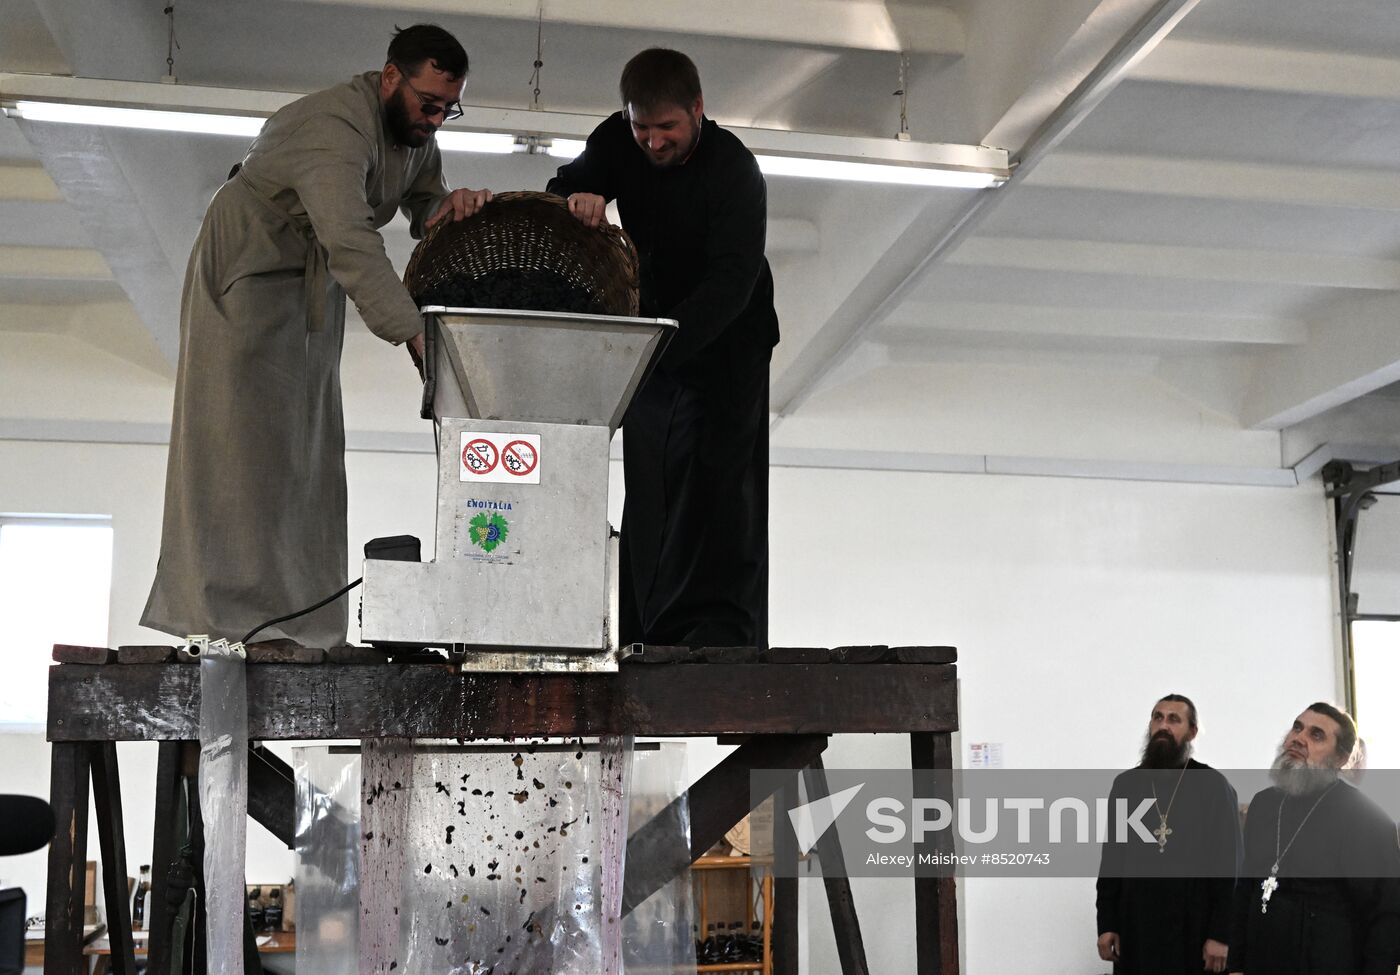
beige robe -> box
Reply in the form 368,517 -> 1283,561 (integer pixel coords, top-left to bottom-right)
141,71 -> 446,647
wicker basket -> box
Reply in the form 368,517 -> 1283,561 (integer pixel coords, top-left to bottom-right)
403,190 -> 639,317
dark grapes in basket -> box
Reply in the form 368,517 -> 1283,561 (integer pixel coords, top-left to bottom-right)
415,268 -> 606,316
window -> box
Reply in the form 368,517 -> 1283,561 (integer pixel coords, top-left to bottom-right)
0,516 -> 113,729
1351,620 -> 1400,771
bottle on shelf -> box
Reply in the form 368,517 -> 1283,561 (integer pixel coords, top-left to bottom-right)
744,920 -> 764,961
263,885 -> 283,931
698,922 -> 719,964
247,885 -> 265,931
131,865 -> 151,930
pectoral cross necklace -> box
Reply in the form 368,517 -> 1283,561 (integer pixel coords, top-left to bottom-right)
1262,782 -> 1337,914
1149,763 -> 1189,853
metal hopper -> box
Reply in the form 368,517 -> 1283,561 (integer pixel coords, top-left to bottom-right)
425,307 -> 674,433
359,307 -> 676,672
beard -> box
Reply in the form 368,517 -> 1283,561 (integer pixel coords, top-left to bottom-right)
1139,729 -> 1191,769
645,120 -> 701,169
385,88 -> 434,148
1269,742 -> 1341,797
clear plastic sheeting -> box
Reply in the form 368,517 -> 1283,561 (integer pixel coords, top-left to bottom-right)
197,638 -> 248,975
294,747 -> 362,975
360,738 -> 415,975
293,739 -> 694,975
394,742 -> 608,974
623,743 -> 696,975
598,735 -> 633,975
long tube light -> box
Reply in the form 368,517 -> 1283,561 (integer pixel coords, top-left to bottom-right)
755,153 -> 1002,189
8,100 -> 1003,189
15,100 -> 265,136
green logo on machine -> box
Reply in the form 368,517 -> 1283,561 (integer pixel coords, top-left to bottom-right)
468,511 -> 509,553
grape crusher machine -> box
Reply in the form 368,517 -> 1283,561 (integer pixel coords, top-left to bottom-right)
358,307 -> 675,672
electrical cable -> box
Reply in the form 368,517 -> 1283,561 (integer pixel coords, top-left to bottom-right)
162,4 -> 180,82
240,577 -> 362,646
528,2 -> 545,108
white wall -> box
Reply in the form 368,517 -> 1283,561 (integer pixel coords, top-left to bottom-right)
764,465 -> 1337,974
0,438 -> 1340,973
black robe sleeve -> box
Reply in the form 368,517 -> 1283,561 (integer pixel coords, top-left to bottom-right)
546,117 -> 619,203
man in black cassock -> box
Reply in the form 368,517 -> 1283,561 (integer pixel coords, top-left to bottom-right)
1228,702 -> 1400,975
1097,694 -> 1240,974
548,48 -> 777,650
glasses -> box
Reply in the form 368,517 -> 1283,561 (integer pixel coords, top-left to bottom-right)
401,78 -> 463,121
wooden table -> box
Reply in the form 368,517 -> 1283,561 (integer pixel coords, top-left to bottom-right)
84,930 -> 295,974
43,645 -> 960,975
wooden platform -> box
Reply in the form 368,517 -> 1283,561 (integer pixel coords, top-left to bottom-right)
43,646 -> 961,975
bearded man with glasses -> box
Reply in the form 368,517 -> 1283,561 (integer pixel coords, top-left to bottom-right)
142,24 -> 490,651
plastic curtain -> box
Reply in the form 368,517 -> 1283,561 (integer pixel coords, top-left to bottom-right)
293,740 -> 695,975
294,746 -> 362,975
197,639 -> 248,975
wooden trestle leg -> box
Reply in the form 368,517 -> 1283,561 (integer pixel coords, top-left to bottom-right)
911,732 -> 960,975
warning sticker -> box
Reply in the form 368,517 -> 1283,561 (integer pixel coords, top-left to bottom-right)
459,431 -> 542,484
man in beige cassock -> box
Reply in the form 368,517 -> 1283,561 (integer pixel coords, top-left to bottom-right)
142,24 -> 490,648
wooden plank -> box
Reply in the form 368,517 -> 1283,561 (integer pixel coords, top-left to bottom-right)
761,647 -> 832,664
701,646 -> 761,664
247,744 -> 295,848
832,646 -> 889,664
893,647 -> 958,664
53,643 -> 115,664
326,644 -> 386,664
246,643 -> 326,664
117,645 -> 176,664
911,732 -> 959,975
804,757 -> 869,975
44,742 -> 90,974
146,741 -> 183,975
621,734 -> 828,915
49,663 -> 958,741
90,742 -> 138,974
621,645 -> 694,664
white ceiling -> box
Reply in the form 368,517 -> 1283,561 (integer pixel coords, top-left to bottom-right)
3,0 -> 1400,485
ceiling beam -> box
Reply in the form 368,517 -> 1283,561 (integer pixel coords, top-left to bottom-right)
948,237 -> 1400,291
0,163 -> 62,201
0,245 -> 110,280
0,299 -> 172,376
16,118 -> 182,364
283,0 -> 967,55
1243,291 -> 1400,430
770,0 -> 1204,421
1137,38 -> 1400,101
0,302 -> 70,331
1027,151 -> 1400,212
879,301 -> 1306,346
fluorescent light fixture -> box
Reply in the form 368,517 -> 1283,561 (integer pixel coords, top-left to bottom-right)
755,153 -> 1002,189
15,100 -> 263,136
545,138 -> 587,159
9,97 -> 1005,187
434,131 -> 517,154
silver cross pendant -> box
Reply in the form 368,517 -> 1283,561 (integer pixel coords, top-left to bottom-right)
1260,873 -> 1279,914
1153,821 -> 1172,852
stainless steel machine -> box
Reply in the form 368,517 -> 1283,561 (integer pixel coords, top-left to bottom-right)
359,307 -> 676,672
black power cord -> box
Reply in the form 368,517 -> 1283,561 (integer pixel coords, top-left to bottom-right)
240,578 -> 363,646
